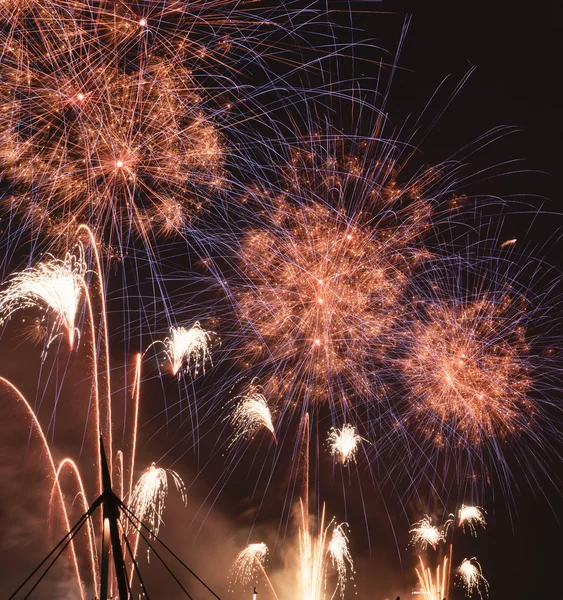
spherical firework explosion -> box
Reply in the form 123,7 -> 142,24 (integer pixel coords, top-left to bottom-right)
457,558 -> 489,599
399,290 -> 532,447
228,382 -> 277,445
458,505 -> 487,535
129,462 -> 186,538
327,424 -> 363,465
0,6 -> 224,247
409,515 -> 446,550
0,245 -> 86,351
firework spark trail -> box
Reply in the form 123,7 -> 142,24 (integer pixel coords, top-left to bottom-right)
0,377 -> 87,599
228,383 -> 277,445
457,558 -> 489,598
154,323 -> 216,377
415,555 -> 449,600
0,246 -> 86,351
409,516 -> 446,550
327,424 -> 363,465
458,505 -> 486,535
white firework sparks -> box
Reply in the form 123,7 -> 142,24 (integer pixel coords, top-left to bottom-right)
0,246 -> 87,351
327,424 -> 363,465
129,463 -> 186,537
231,543 -> 268,587
409,515 -> 446,550
458,505 -> 487,536
161,323 -> 215,376
328,524 -> 354,598
229,385 -> 277,445
457,558 -> 489,598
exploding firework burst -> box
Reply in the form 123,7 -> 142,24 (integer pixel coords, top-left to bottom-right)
0,245 -> 87,351
217,128 -> 465,423
328,524 -> 354,598
230,543 -> 269,587
228,381 -> 277,445
457,558 -> 489,598
458,505 -> 486,535
409,515 -> 446,550
154,323 -> 216,377
399,289 -> 532,447
327,424 -> 363,465
129,462 -> 187,538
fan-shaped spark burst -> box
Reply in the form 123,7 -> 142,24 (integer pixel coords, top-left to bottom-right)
0,245 -> 86,350
409,516 -> 446,550
458,505 -> 486,535
129,463 -> 186,537
229,383 -> 277,445
231,543 -> 268,587
457,558 -> 489,598
400,292 -> 532,447
327,424 -> 363,465
161,323 -> 216,377
328,524 -> 354,598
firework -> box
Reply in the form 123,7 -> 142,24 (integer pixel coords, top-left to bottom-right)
409,516 -> 446,550
415,555 -> 449,600
400,289 -> 532,447
457,558 -> 489,598
327,424 -> 363,465
231,543 -> 269,587
458,505 -> 486,535
129,463 -> 187,538
328,524 -> 354,598
157,323 -> 216,377
0,245 -> 86,351
229,382 -> 277,445
0,0 -> 304,249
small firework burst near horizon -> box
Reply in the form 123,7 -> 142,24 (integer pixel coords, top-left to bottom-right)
458,505 -> 487,535
327,424 -> 363,465
409,516 -> 446,550
129,462 -> 186,540
0,245 -> 87,352
159,323 -> 216,377
228,384 -> 277,446
458,558 -> 489,599
230,543 -> 268,588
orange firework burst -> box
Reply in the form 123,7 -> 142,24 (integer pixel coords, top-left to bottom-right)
0,6 -> 224,247
400,291 -> 532,447
231,138 -> 441,411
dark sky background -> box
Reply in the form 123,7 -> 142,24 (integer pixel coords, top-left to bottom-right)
0,1 -> 562,599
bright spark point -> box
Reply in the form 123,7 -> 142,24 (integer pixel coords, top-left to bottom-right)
327,424 -> 363,465
76,92 -> 84,101
0,246 -> 86,351
116,160 -> 124,168
139,18 -> 147,27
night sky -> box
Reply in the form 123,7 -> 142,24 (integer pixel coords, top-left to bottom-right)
0,2 -> 561,599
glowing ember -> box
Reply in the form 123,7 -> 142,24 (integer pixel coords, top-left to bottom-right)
457,558 -> 489,598
409,516 -> 446,550
229,383 -> 277,445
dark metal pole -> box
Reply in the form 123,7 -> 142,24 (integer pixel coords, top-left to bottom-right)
100,437 -> 129,600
